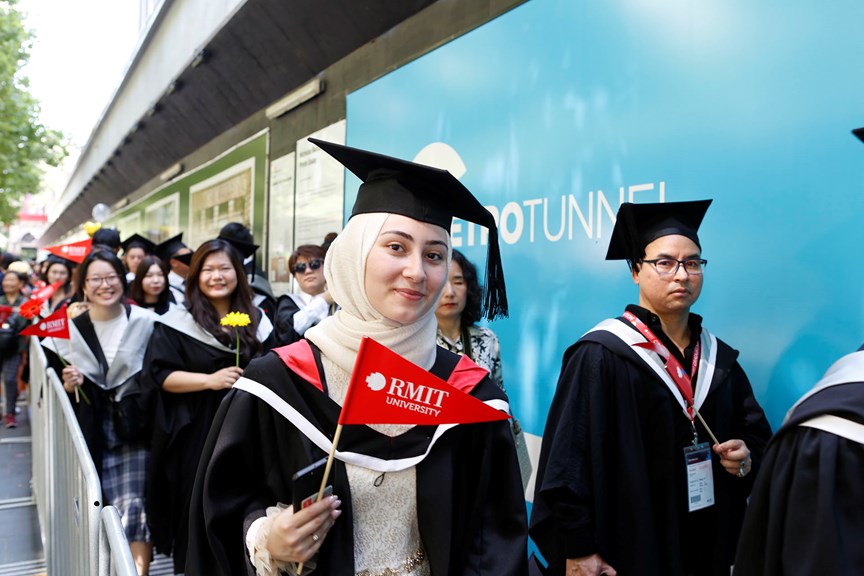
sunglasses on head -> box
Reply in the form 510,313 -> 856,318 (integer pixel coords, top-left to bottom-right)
292,259 -> 323,274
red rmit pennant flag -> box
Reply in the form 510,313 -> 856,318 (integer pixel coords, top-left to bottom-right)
17,281 -> 65,319
21,304 -> 70,339
338,337 -> 510,425
32,281 -> 63,302
45,238 -> 92,264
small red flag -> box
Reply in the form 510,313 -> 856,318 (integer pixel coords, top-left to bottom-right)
338,337 -> 510,426
0,306 -> 13,325
18,281 -> 65,320
32,281 -> 63,302
45,238 -> 92,264
21,305 -> 70,339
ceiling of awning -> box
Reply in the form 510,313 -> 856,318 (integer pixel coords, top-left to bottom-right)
41,0 -> 436,245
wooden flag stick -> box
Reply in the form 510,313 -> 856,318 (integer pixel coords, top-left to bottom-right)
50,336 -> 77,403
297,423 -> 344,576
66,339 -> 80,404
692,406 -> 720,446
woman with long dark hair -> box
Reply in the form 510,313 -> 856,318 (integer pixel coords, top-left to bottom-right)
435,250 -> 532,489
43,250 -> 159,575
142,238 -> 274,574
128,255 -> 174,315
40,255 -> 76,312
435,249 -> 503,388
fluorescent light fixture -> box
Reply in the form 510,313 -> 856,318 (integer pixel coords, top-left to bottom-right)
265,78 -> 324,120
160,162 -> 184,182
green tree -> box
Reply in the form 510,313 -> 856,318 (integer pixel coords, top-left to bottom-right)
0,0 -> 67,225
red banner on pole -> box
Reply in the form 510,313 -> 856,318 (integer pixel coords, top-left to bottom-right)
45,238 -> 92,264
20,304 -> 70,339
338,337 -> 510,426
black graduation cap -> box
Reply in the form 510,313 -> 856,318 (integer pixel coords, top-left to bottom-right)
120,233 -> 156,255
309,137 -> 508,320
217,223 -> 260,281
154,233 -> 189,262
217,234 -> 259,260
173,252 -> 193,266
605,200 -> 712,262
853,127 -> 864,144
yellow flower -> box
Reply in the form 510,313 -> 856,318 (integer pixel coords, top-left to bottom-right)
220,311 -> 251,328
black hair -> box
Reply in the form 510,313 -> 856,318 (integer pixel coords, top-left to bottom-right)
218,222 -> 254,245
128,255 -> 171,308
451,250 -> 483,327
185,239 -> 261,357
73,249 -> 128,300
288,245 -> 326,274
1,252 -> 18,270
92,228 -> 122,250
42,255 -> 75,293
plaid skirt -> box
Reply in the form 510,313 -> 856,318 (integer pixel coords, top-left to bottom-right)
101,431 -> 150,543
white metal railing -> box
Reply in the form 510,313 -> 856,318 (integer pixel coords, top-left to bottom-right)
99,506 -> 140,576
29,338 -> 138,576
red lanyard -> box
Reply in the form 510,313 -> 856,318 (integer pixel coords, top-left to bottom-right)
623,311 -> 700,420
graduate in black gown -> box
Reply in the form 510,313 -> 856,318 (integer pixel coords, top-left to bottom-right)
733,348 -> 864,575
154,233 -> 193,306
273,244 -> 335,346
142,238 -> 274,574
186,139 -> 527,575
128,255 -> 176,315
43,249 -> 159,576
530,200 -> 772,576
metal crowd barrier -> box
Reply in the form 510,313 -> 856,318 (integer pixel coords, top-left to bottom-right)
29,338 -> 138,576
99,507 -> 140,576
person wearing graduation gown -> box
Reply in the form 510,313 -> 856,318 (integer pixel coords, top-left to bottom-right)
142,238 -> 275,574
42,249 -> 159,576
155,233 -> 193,306
219,222 -> 277,322
733,348 -> 864,575
128,255 -> 176,315
121,233 -> 157,284
530,200 -> 772,576
273,243 -> 335,346
186,139 -> 527,576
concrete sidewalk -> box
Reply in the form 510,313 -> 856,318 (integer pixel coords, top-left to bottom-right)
0,397 -> 46,575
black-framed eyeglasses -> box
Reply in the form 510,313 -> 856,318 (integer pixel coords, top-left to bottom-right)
292,259 -> 323,274
84,274 -> 123,288
641,258 -> 707,276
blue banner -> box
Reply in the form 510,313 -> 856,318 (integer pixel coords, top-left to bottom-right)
346,0 -> 864,440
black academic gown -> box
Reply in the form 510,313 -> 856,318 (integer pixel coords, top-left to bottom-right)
142,306 -> 273,573
733,351 -> 864,575
186,342 -> 528,576
42,304 -> 157,472
530,309 -> 772,576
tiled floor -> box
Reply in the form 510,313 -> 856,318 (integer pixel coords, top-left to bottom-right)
0,400 -> 46,575
0,398 -> 178,575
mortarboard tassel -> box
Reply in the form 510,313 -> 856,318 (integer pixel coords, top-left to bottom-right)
481,230 -> 508,321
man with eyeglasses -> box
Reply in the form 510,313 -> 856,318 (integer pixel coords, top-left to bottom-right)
273,244 -> 336,345
530,200 -> 772,576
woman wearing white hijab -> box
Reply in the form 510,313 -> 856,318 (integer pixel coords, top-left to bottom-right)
186,140 -> 527,576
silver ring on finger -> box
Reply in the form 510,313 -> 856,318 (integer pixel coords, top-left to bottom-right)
311,533 -> 320,543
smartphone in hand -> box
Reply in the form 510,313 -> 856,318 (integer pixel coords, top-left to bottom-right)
292,457 -> 333,511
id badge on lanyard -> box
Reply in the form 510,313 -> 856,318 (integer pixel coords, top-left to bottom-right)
623,312 -> 715,511
683,442 -> 715,511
